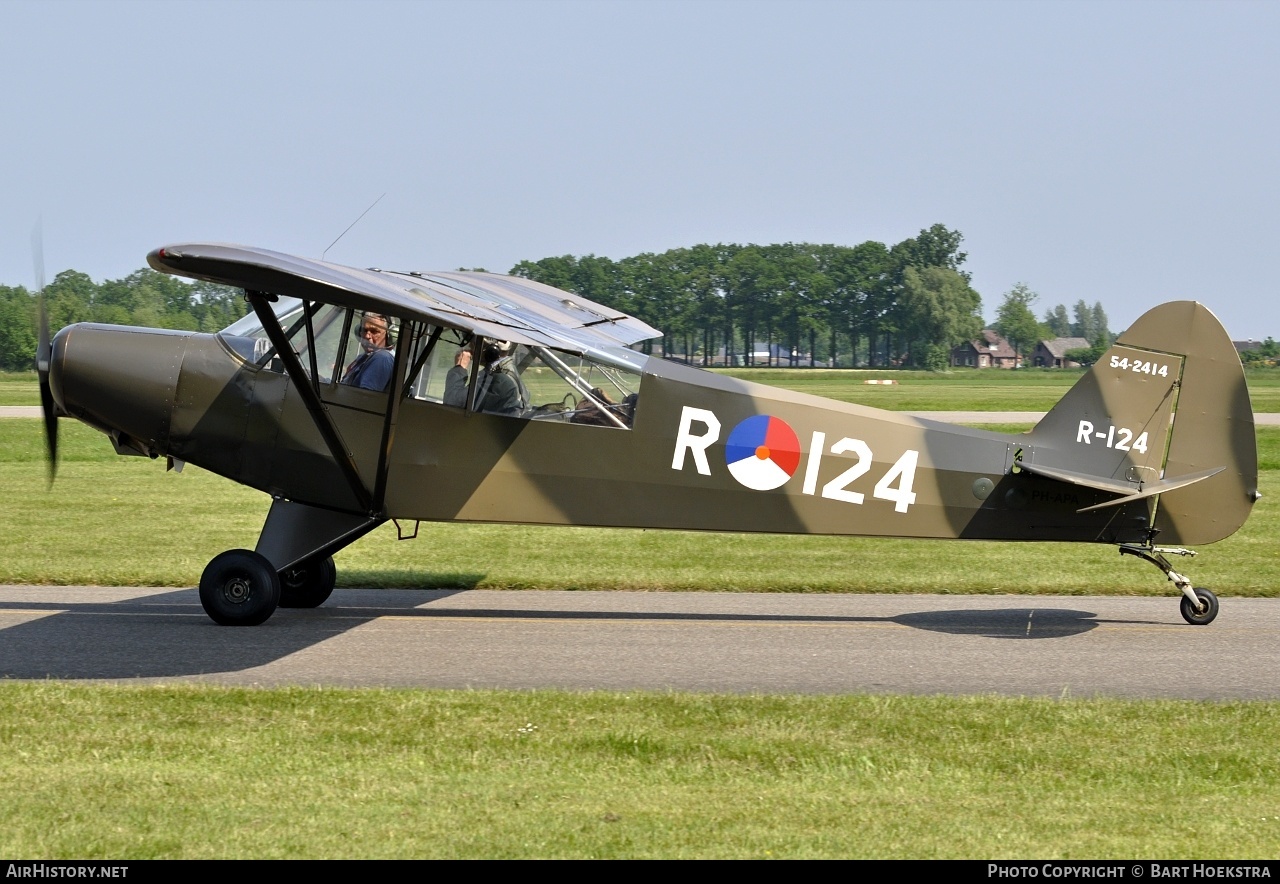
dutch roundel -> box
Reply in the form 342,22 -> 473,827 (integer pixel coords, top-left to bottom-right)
725,415 -> 802,491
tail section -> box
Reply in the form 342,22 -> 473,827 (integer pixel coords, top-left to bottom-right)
1024,301 -> 1257,545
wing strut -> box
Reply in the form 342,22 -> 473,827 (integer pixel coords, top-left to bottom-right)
372,320 -> 414,513
246,291 -> 375,514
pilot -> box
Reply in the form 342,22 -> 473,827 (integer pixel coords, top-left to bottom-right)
443,346 -> 473,408
341,312 -> 395,392
444,340 -> 526,415
478,341 -> 527,415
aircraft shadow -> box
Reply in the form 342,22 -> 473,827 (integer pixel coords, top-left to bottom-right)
379,604 -> 1109,639
0,588 -> 1135,680
0,588 -> 466,680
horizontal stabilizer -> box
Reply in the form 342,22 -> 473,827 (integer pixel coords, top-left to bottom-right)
1015,461 -> 1226,513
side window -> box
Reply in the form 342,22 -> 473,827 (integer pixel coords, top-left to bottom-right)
405,335 -> 642,429
335,310 -> 399,392
218,299 -> 401,395
519,347 -> 641,428
405,327 -> 471,404
308,305 -> 351,383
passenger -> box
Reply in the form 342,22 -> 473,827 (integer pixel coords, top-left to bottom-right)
569,388 -> 637,427
341,312 -> 394,392
442,341 -> 524,414
443,347 -> 472,408
570,387 -> 617,426
474,341 -> 526,416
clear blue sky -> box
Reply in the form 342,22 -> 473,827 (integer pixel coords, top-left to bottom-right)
2,0 -> 1276,339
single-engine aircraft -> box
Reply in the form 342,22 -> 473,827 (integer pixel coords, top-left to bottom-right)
36,244 -> 1259,626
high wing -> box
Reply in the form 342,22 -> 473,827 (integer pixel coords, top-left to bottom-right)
147,243 -> 660,355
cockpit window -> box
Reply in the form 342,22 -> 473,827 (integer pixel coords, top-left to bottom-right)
218,299 -> 400,393
219,296 -> 644,426
403,333 -> 642,428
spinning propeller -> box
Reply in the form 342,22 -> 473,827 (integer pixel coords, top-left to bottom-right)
33,222 -> 58,481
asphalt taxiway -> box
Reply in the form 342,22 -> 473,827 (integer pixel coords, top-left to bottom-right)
2,586 -> 1275,699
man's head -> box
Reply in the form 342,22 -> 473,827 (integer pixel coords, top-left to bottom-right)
357,313 -> 389,351
482,340 -> 512,365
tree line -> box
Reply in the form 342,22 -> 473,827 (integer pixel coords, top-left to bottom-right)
0,224 -> 1116,372
0,269 -> 244,371
512,224 -> 982,370
512,225 -> 1114,370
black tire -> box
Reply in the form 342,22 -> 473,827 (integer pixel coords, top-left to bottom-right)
199,549 -> 281,626
1179,587 -> 1219,626
279,556 -> 337,609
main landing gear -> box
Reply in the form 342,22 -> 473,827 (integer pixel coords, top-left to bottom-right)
198,549 -> 337,625
199,549 -> 281,626
197,499 -> 382,625
280,556 -> 337,608
1119,543 -> 1219,626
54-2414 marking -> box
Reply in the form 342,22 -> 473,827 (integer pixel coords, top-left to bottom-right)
1110,354 -> 1170,377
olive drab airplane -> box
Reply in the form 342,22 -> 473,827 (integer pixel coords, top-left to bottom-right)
36,243 -> 1259,627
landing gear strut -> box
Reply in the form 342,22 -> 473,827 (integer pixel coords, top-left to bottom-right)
1119,543 -> 1219,626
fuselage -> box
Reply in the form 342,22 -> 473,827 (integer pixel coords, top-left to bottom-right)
49,321 -> 1159,545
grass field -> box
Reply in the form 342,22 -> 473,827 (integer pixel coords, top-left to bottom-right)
1,685 -> 1277,859
6,364 -> 1280,410
3,368 -> 1279,859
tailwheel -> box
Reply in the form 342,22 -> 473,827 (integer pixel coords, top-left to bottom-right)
279,556 -> 337,608
1179,587 -> 1219,626
1119,542 -> 1220,626
199,549 -> 281,626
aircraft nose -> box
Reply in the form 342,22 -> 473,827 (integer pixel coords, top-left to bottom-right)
50,323 -> 190,456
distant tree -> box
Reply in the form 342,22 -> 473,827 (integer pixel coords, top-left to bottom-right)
899,266 -> 983,370
818,240 -> 890,367
1090,301 -> 1110,346
617,251 -> 695,358
1071,299 -> 1095,341
44,270 -> 97,330
882,224 -> 970,365
190,280 -> 245,331
510,255 -> 580,293
1065,344 -> 1106,366
1044,304 -> 1071,337
1239,337 -> 1278,366
994,283 -> 1047,367
890,224 -> 970,281
0,286 -> 37,371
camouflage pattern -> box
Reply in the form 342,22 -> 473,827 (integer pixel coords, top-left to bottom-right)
42,244 -> 1258,624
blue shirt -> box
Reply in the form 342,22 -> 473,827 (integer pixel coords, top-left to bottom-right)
342,348 -> 394,392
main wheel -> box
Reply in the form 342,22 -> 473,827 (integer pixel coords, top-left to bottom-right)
1179,587 -> 1219,626
279,556 -> 337,608
199,549 -> 281,626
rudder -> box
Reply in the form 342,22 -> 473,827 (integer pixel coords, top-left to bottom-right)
1025,301 -> 1257,544
1124,301 -> 1258,544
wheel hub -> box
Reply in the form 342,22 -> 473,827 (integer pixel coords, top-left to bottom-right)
222,576 -> 252,604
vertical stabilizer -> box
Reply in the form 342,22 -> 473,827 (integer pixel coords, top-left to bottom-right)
1124,302 -> 1258,544
1027,301 -> 1256,544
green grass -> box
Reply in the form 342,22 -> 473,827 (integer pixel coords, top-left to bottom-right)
5,420 -> 1279,594
715,365 -> 1280,412
0,370 -> 37,405
4,393 -> 1280,859
0,684 -> 1277,859
8,365 -> 1280,410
